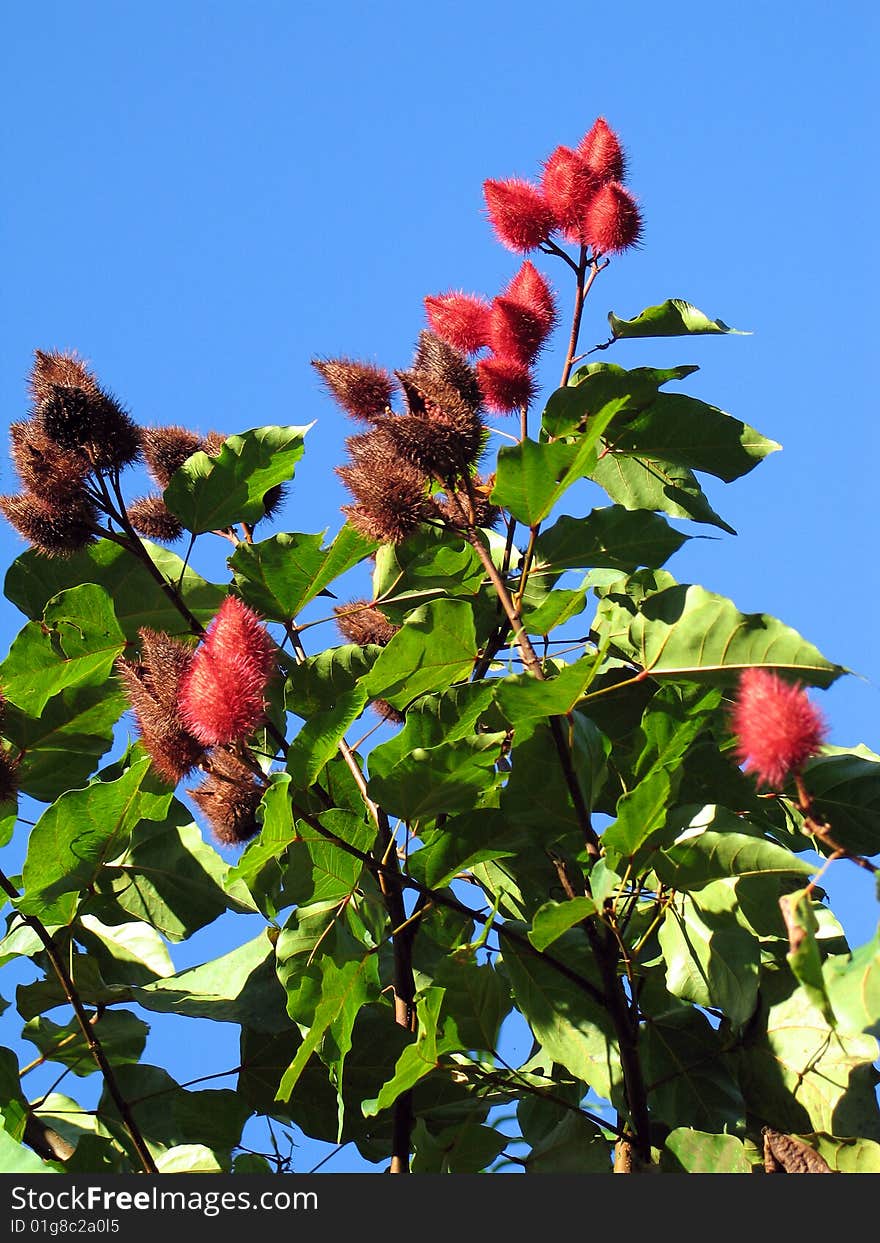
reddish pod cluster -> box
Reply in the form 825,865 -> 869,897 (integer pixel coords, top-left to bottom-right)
483,117 -> 642,257
425,260 -> 557,414
117,596 -> 278,846
731,668 -> 827,789
316,331 -> 497,544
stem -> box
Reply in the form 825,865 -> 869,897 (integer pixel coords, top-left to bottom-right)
284,618 -> 419,1173
0,870 -> 158,1173
794,774 -> 878,875
464,527 -> 600,859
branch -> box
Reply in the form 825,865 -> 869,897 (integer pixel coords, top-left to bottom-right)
0,870 -> 158,1174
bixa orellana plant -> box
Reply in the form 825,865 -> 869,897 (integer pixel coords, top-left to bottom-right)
0,116 -> 878,1177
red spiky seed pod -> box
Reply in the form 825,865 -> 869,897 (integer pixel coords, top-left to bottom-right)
487,297 -> 551,366
540,145 -> 601,240
372,698 -> 405,725
128,495 -> 184,543
502,262 -> 557,333
424,292 -> 492,355
178,597 -> 277,746
142,426 -> 205,489
578,117 -> 627,184
731,668 -> 827,789
582,182 -> 642,255
0,492 -> 96,557
483,179 -> 556,253
413,332 -> 482,411
334,600 -> 400,647
188,750 -> 266,846
476,356 -> 536,414
312,359 -> 396,423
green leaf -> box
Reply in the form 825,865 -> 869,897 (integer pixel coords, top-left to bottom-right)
76,915 -> 174,982
3,684 -> 127,803
662,1129 -> 753,1174
407,808 -> 516,890
0,1126 -> 62,1173
164,424 -> 310,533
411,1119 -> 508,1174
283,646 -> 378,791
520,585 -> 588,635
96,801 -> 249,940
608,299 -> 749,340
502,929 -> 620,1101
0,584 -> 126,716
809,1134 -> 880,1173
534,507 -> 687,575
491,430 -> 610,526
276,955 -> 379,1103
362,988 -> 454,1115
590,451 -> 735,533
135,930 -> 288,1032
736,978 -> 880,1139
641,986 -> 746,1132
372,528 -> 486,618
98,1064 -> 250,1152
154,1145 -> 226,1174
23,1010 -> 149,1076
542,362 -> 699,439
595,581 -> 845,686
824,928 -> 880,1039
362,599 -> 476,709
802,744 -> 880,856
431,952 -> 511,1054
780,888 -> 835,1023
368,682 -> 498,780
368,733 -> 505,822
229,524 -> 375,621
650,807 -> 814,890
602,684 -> 720,856
529,898 -> 597,951
658,890 -> 760,1027
494,657 -> 603,726
19,759 -> 153,925
4,538 -> 224,640
610,394 -> 779,483
520,1102 -> 613,1173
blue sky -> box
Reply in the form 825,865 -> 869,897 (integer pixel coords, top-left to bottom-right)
2,1 -> 878,1172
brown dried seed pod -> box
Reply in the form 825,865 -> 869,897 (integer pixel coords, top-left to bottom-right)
312,358 -> 396,422
333,600 -> 399,647
412,332 -> 483,411
256,483 -> 286,522
0,491 -> 97,557
202,431 -> 227,457
440,482 -> 501,531
116,630 -> 205,784
0,750 -> 19,804
141,426 -> 205,489
37,384 -> 142,472
128,494 -> 184,543
9,421 -> 91,504
762,1129 -> 832,1174
188,749 -> 265,846
372,698 -> 405,725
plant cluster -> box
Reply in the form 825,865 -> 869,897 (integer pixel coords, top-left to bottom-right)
0,117 -> 877,1176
